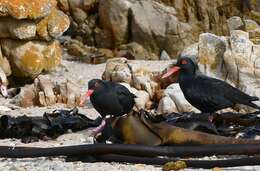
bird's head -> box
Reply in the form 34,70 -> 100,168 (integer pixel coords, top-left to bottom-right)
162,57 -> 197,79
87,79 -> 104,97
79,79 -> 104,106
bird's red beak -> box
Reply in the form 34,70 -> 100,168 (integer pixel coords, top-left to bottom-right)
161,66 -> 181,79
79,89 -> 94,106
86,89 -> 94,97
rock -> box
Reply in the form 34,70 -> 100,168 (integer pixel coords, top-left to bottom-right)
103,58 -> 132,84
160,50 -> 171,60
83,0 -> 98,13
94,27 -> 114,49
18,75 -> 83,107
65,79 -> 82,107
157,95 -> 178,114
65,39 -> 91,57
18,84 -> 37,107
34,75 -> 56,106
0,106 -> 11,112
71,8 -> 87,24
197,33 -> 227,79
98,0 -> 131,46
0,66 -> 7,87
160,84 -> 199,113
0,18 -> 36,39
1,39 -> 62,78
118,42 -> 156,60
224,30 -> 260,108
103,58 -> 173,111
0,51 -> 11,76
227,16 -> 245,32
103,57 -> 162,99
245,19 -> 259,31
0,0 -> 57,19
98,48 -> 114,59
130,0 -> 193,58
37,9 -> 70,41
230,30 -> 252,59
180,43 -> 198,59
132,68 -> 160,98
57,0 -> 70,13
120,83 -> 151,110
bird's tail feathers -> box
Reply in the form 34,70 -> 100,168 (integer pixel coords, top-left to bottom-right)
251,96 -> 259,101
248,101 -> 260,110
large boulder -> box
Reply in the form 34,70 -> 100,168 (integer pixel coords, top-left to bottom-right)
36,9 -> 70,41
130,1 -> 193,58
98,0 -> 131,47
1,39 -> 61,78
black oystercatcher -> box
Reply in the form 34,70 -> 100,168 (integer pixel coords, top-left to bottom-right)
80,79 -> 136,118
162,57 -> 260,113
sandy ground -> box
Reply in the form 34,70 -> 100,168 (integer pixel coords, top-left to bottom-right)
0,58 -> 260,171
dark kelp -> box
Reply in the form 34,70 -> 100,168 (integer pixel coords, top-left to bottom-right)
0,107 -> 101,143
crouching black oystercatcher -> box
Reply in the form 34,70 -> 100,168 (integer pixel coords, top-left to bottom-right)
80,79 -> 136,118
162,57 -> 260,113
80,79 -> 136,136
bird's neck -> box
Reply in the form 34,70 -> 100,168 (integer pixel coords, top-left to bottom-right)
178,70 -> 195,88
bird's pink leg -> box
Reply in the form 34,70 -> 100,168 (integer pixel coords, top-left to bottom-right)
89,119 -> 106,136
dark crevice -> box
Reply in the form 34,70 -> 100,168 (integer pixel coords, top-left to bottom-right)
127,8 -> 133,43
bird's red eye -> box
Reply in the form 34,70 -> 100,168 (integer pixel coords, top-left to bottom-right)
181,60 -> 188,65
94,82 -> 99,87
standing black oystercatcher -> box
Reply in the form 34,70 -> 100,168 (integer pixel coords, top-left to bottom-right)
162,57 -> 260,113
79,79 -> 136,136
80,79 -> 136,118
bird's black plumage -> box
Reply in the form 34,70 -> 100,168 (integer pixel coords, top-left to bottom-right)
168,58 -> 260,113
88,79 -> 136,117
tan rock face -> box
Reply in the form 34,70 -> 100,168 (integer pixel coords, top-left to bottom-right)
0,0 -> 57,19
1,39 -> 61,78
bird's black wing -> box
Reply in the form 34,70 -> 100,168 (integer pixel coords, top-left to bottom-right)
199,76 -> 256,103
113,84 -> 135,114
185,76 -> 236,112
